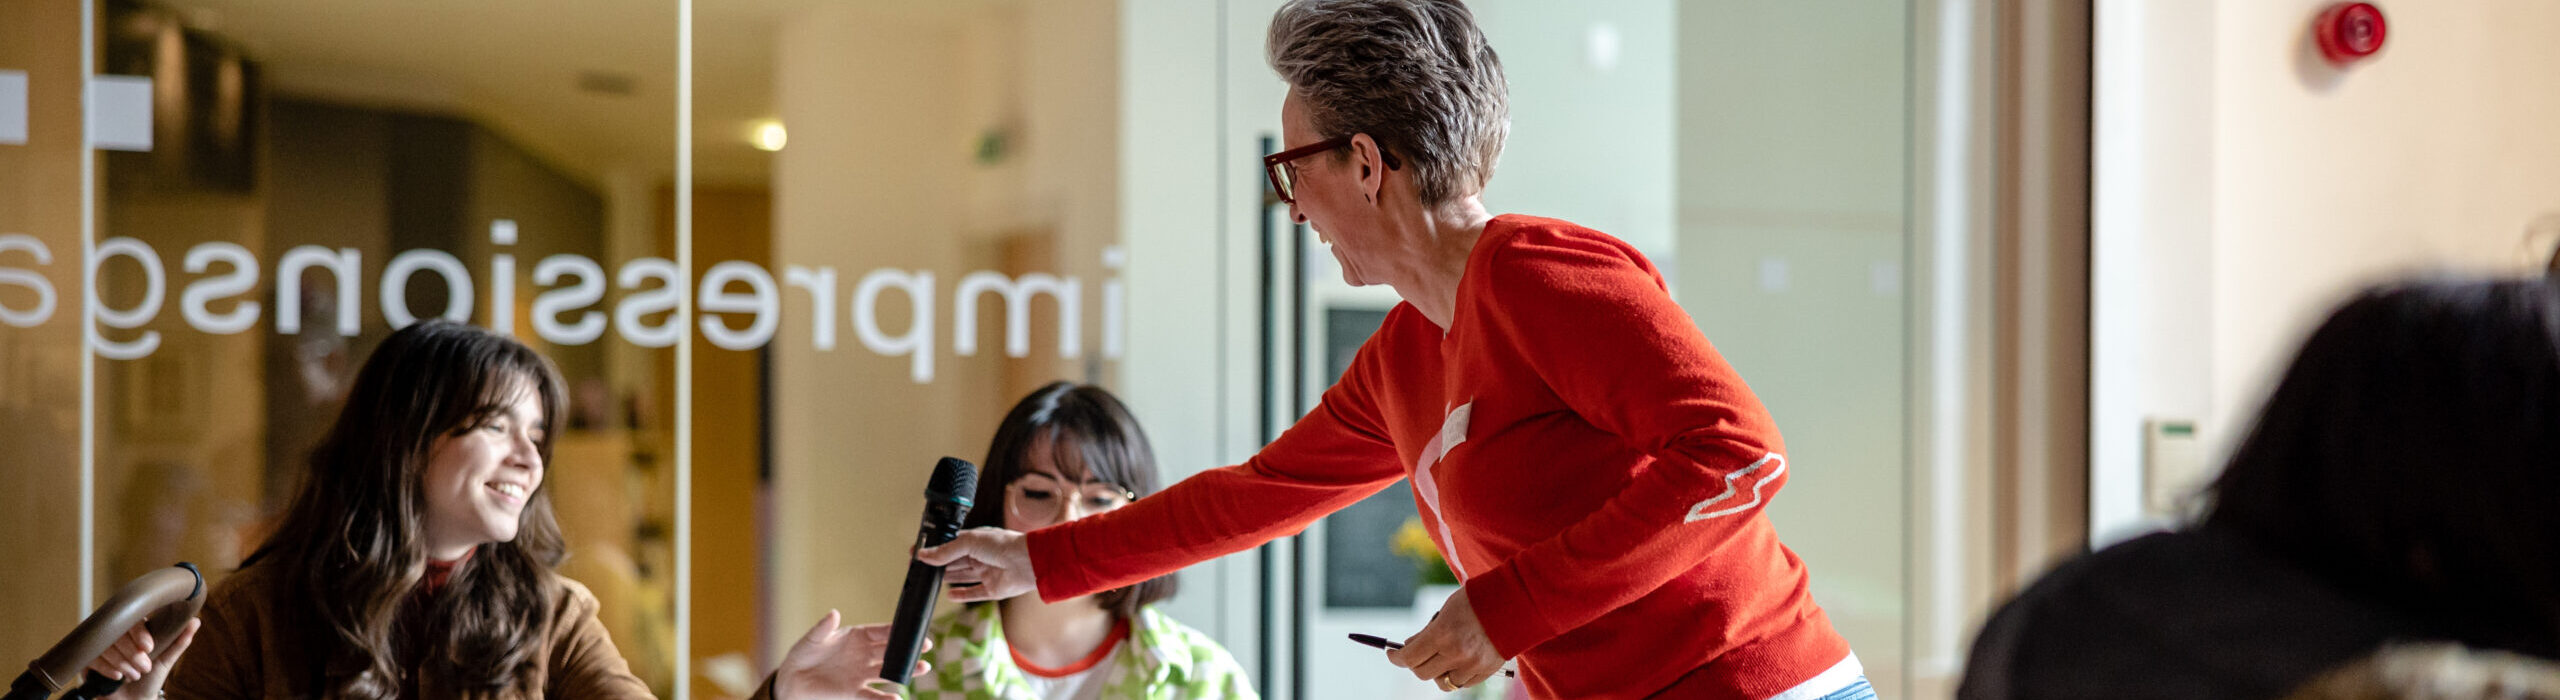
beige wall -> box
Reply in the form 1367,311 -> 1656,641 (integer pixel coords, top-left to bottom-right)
771,5 -> 984,654
1676,0 -> 1911,693
766,0 -> 1120,656
2208,0 -> 2560,435
2093,0 -> 2560,537
0,0 -> 89,666
668,185 -> 771,700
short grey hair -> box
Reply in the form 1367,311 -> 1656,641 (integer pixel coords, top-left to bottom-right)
1267,0 -> 1509,206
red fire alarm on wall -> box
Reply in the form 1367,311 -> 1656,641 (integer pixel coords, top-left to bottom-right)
2315,2 -> 2387,65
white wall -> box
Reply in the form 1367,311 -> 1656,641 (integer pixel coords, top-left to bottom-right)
2089,0 -> 2218,544
1471,1 -> 1677,260
1676,0 -> 1912,692
1116,0 -> 1236,647
2092,0 -> 2560,540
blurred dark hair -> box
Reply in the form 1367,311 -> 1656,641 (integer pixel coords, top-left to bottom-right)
2204,278 -> 2560,657
964,381 -> 1176,619
245,319 -> 570,698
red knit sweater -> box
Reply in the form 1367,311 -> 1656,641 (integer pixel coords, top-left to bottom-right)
1027,214 -> 1851,699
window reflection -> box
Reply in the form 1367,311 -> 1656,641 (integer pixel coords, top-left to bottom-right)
0,1 -> 1932,698
86,0 -> 683,695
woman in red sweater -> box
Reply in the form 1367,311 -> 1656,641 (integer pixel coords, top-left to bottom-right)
924,1 -> 1862,697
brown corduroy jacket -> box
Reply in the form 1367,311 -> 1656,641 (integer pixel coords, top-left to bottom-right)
165,562 -> 654,700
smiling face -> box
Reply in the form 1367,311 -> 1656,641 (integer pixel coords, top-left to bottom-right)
420,377 -> 547,561
1281,89 -> 1393,288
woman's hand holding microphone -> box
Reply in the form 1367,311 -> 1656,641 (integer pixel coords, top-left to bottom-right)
916,528 -> 1035,604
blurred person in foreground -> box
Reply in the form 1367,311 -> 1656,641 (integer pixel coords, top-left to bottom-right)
1961,278 -> 2560,699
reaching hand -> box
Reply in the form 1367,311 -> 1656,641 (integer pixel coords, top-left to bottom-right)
774,611 -> 928,700
1386,589 -> 1507,693
85,617 -> 202,700
915,528 -> 1035,604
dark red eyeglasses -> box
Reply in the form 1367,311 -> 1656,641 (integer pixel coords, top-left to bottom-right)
1263,136 -> 1402,204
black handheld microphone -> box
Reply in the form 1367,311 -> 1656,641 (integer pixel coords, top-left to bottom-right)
880,457 -> 978,686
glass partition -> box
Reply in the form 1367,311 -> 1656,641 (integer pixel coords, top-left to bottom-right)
706,3 -> 1200,696
78,0 -> 684,694
1,0 -> 90,670
0,1 -> 1949,697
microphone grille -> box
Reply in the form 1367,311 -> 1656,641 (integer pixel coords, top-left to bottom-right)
928,457 -> 979,505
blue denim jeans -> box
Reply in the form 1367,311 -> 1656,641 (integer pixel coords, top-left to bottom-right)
1812,676 -> 1878,700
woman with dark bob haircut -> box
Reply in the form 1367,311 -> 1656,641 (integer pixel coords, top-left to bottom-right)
908,381 -> 1250,698
1963,278 -> 2560,699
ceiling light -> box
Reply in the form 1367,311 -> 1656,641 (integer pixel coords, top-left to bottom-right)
751,120 -> 787,152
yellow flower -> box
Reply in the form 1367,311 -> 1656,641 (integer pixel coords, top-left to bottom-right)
1390,516 -> 1459,585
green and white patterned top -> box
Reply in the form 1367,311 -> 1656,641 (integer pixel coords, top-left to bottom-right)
907,602 -> 1257,700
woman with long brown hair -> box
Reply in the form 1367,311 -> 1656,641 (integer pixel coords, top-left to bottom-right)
84,319 -> 646,699
84,320 -> 915,700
